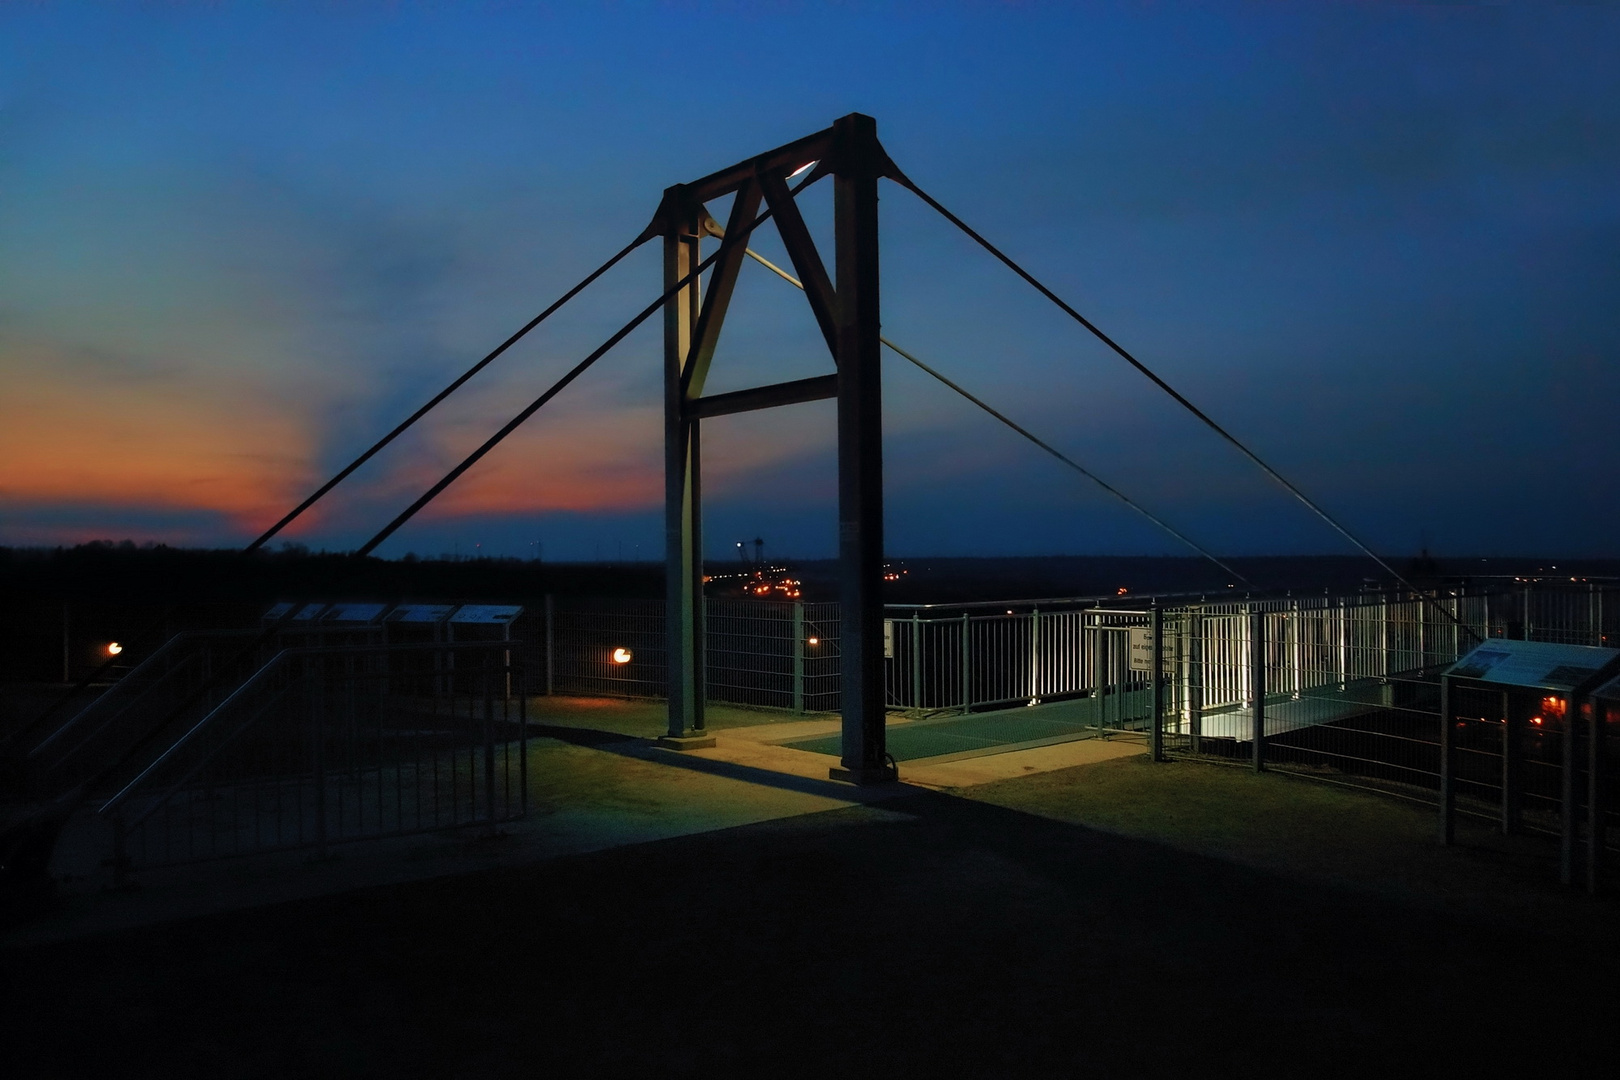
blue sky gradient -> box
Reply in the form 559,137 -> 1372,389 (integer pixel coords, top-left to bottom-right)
2,3 -> 1616,560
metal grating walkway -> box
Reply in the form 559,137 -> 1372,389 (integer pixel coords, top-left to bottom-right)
780,690 -> 1152,763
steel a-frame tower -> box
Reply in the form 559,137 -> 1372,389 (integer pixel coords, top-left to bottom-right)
654,113 -> 898,784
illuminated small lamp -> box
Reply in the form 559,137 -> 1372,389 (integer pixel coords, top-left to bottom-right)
787,159 -> 818,180
807,636 -> 820,647
105,642 -> 123,656
611,647 -> 633,665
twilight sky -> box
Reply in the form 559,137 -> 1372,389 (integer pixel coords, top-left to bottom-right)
2,3 -> 1617,562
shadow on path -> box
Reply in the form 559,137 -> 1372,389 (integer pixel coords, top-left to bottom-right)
5,780 -> 1617,1077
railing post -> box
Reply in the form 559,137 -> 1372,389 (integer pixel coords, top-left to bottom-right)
483,658 -> 498,833
1524,583 -> 1533,641
1418,591 -> 1428,671
1589,697 -> 1605,895
1502,690 -> 1521,834
1380,592 -> 1391,680
792,601 -> 806,715
1289,599 -> 1301,700
1188,610 -> 1203,754
1561,689 -> 1581,885
1091,622 -> 1106,739
911,612 -> 923,714
1250,609 -> 1265,772
960,612 -> 971,716
518,661 -> 529,819
1458,595 -> 1470,663
312,668 -> 328,861
1028,607 -> 1041,706
1150,606 -> 1164,762
1439,674 -> 1454,845
544,593 -> 555,695
1338,597 -> 1349,691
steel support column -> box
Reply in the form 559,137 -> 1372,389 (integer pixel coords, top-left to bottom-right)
830,113 -> 896,785
661,186 -> 711,747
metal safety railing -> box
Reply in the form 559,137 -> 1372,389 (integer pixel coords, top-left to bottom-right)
535,583 -> 1612,722
99,640 -> 527,874
1160,582 -> 1620,862
1164,594 -> 1480,790
545,596 -> 841,713
24,628 -> 266,803
60,579 -> 1618,878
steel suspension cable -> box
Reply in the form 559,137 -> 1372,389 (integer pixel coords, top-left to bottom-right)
354,204 -> 785,558
743,247 -> 1256,588
246,232 -> 650,553
891,174 -> 1477,636
13,234 -> 655,766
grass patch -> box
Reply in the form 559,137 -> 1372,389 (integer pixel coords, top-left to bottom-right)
962,753 -> 1620,939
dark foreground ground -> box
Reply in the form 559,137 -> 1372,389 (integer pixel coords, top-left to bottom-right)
6,762 -> 1618,1079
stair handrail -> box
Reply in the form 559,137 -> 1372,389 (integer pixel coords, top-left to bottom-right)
98,638 -> 520,823
21,629 -> 259,765
98,647 -> 295,819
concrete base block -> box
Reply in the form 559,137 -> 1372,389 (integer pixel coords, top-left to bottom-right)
829,762 -> 899,785
657,733 -> 717,751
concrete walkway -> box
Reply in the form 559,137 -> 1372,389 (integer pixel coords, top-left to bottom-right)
702,713 -> 1146,788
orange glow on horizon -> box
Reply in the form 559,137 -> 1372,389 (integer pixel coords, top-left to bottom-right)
2,356 -> 311,533
3,344 -> 843,545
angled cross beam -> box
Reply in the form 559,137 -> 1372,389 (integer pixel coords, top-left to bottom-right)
758,169 -> 839,359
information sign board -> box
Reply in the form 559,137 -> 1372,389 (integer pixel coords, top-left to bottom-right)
1128,627 -> 1179,673
1446,638 -> 1620,691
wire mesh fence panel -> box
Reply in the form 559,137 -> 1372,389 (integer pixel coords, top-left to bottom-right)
800,603 -> 841,713
547,597 -> 840,712
1449,681 -> 1509,818
551,598 -> 666,698
103,642 -> 528,871
707,599 -> 795,710
1526,583 -> 1618,647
